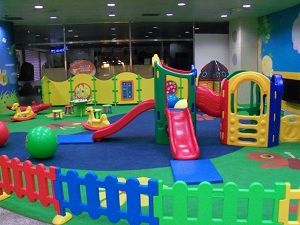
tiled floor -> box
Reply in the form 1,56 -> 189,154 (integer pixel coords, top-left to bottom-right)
0,207 -> 49,225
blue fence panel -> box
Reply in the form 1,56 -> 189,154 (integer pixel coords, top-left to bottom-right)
54,168 -> 159,225
268,74 -> 283,147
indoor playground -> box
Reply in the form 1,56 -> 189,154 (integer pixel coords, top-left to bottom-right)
0,2 -> 300,225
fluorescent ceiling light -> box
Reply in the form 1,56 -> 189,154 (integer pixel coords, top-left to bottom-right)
107,3 -> 115,6
166,13 -> 173,16
109,13 -> 116,17
243,4 -> 251,8
68,29 -> 73,32
49,16 -> 57,19
185,31 -> 190,34
35,34 -> 40,37
153,26 -> 158,29
34,5 -> 43,9
178,2 -> 186,6
111,27 -> 116,30
221,14 -> 228,18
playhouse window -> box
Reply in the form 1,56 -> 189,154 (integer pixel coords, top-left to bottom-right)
236,81 -> 262,116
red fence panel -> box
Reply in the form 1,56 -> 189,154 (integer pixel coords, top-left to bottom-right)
0,155 -> 61,214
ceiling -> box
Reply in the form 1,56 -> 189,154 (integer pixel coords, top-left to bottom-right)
0,0 -> 299,25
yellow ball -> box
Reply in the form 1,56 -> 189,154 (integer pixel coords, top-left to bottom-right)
174,99 -> 188,109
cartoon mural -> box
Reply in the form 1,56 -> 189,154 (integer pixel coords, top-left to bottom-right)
74,83 -> 92,99
260,5 -> 300,74
0,21 -> 18,113
259,5 -> 300,113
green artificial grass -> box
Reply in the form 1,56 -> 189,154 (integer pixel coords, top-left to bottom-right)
1,104 -> 300,224
212,143 -> 300,188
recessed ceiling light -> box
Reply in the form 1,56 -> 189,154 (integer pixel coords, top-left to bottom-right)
153,26 -> 158,29
49,16 -> 57,19
194,27 -> 200,30
178,2 -> 186,6
221,14 -> 228,18
35,34 -> 40,37
74,35 -> 79,38
112,33 -> 116,36
148,31 -> 153,34
185,31 -> 190,34
243,4 -> 251,8
109,12 -> 116,17
107,3 -> 115,7
68,29 -> 73,32
111,27 -> 116,31
145,35 -> 149,38
34,5 -> 43,9
166,13 -> 173,16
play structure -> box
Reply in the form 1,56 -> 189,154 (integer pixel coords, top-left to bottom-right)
196,72 -> 283,148
92,55 -> 285,162
93,55 -> 200,160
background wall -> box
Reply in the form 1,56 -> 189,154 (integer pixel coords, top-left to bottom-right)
0,21 -> 18,112
194,34 -> 229,74
229,18 -> 258,73
228,18 -> 258,103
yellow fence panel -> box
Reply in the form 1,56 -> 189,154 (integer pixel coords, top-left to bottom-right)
279,183 -> 300,225
280,115 -> 300,142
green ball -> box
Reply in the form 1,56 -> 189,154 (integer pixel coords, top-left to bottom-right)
25,126 -> 58,159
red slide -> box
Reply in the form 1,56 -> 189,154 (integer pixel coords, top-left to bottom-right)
93,99 -> 155,141
196,86 -> 221,117
166,108 -> 200,160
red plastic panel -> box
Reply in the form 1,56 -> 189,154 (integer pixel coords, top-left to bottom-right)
162,63 -> 191,74
196,85 -> 221,117
165,80 -> 177,94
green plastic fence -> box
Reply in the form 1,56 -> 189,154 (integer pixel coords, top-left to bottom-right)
154,181 -> 286,225
178,78 -> 183,99
112,75 -> 118,105
47,80 -> 51,103
92,76 -> 97,104
68,77 -> 74,102
136,74 -> 142,103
